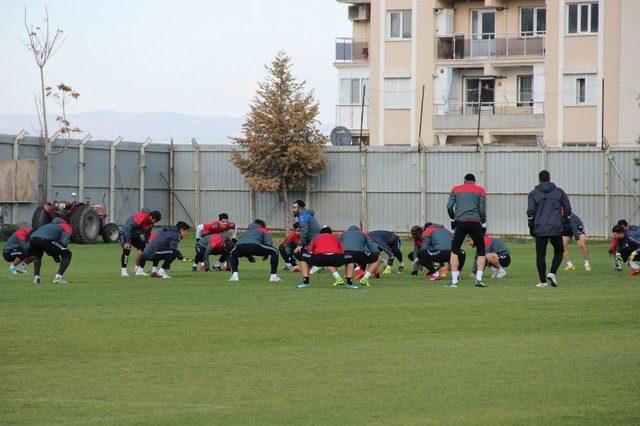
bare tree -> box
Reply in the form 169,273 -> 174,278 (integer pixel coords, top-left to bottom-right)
47,83 -> 81,154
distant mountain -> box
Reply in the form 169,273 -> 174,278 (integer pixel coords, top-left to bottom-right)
0,111 -> 245,144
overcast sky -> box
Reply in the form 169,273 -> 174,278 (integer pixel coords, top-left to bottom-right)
0,0 -> 350,126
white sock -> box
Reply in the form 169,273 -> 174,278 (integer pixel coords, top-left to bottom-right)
332,271 -> 341,279
151,266 -> 158,273
566,261 -> 574,267
363,271 -> 371,279
584,260 -> 590,266
476,270 -> 483,281
548,272 -> 556,278
630,261 -> 639,269
231,272 -> 239,279
121,267 -> 127,274
452,271 -> 460,284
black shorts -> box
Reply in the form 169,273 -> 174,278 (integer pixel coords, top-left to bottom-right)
30,237 -> 71,260
345,250 -> 379,265
3,249 -> 26,262
119,232 -> 146,251
452,221 -> 485,256
301,252 -> 353,267
563,227 -> 586,241
497,253 -> 511,268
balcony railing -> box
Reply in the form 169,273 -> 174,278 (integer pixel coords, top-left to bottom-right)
335,37 -> 369,63
434,102 -> 544,115
436,33 -> 545,60
336,104 -> 369,130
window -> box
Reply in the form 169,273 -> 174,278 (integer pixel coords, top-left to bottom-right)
340,78 -> 369,105
387,10 -> 412,39
384,78 -> 411,109
463,77 -> 495,114
520,7 -> 546,36
576,77 -> 586,104
471,9 -> 496,39
518,75 -> 533,107
567,3 -> 599,34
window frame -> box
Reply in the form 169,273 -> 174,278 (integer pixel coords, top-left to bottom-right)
567,2 -> 599,35
384,77 -> 411,109
517,75 -> 534,107
576,77 -> 587,105
519,7 -> 546,37
387,10 -> 412,40
340,77 -> 369,106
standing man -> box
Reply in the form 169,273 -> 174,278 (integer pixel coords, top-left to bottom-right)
29,217 -> 73,284
447,173 -> 487,287
368,230 -> 404,273
292,200 -> 320,264
562,212 -> 591,271
119,210 -> 162,277
228,220 -> 282,282
142,221 -> 191,279
194,213 -> 237,270
527,170 -> 572,288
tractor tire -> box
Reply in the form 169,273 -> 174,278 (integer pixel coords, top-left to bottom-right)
101,223 -> 120,244
70,204 -> 101,244
32,206 -> 52,230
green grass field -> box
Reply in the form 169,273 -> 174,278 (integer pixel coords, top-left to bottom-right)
1,237 -> 638,424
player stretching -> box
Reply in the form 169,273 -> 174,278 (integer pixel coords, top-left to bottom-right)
562,213 -> 591,271
298,227 -> 357,289
280,222 -> 301,272
30,217 -> 73,284
194,213 -> 237,270
467,235 -> 510,279
194,234 -> 235,272
611,225 -> 640,275
3,225 -> 34,275
340,225 -> 381,287
447,173 -> 487,287
119,210 -> 161,277
417,223 -> 463,282
368,230 -> 404,274
228,220 -> 282,283
142,222 -> 190,279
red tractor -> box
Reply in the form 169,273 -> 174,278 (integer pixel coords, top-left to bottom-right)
31,193 -> 120,244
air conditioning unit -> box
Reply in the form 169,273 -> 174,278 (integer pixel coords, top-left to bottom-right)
348,4 -> 370,22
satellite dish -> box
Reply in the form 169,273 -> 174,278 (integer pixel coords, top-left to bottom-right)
330,126 -> 353,146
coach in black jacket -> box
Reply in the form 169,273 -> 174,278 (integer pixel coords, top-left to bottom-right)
527,170 -> 572,288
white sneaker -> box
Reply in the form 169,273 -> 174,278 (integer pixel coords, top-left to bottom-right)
536,282 -> 548,288
490,267 -> 498,278
546,273 -> 558,287
309,266 -> 320,275
157,268 -> 172,279
53,275 -> 68,284
16,263 -> 27,273
496,269 -> 507,279
121,269 -> 129,278
33,275 -> 41,284
228,272 -> 239,282
135,267 -> 148,276
269,275 -> 282,282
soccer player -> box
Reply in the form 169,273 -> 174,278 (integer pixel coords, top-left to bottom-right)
297,226 -> 357,289
467,235 -> 510,279
3,225 -> 34,275
447,173 -> 487,287
279,222 -> 301,271
141,221 -> 190,279
194,213 -> 237,270
228,219 -> 282,282
368,230 -> 404,274
562,213 -> 591,271
611,225 -> 640,275
609,220 -> 639,258
119,210 -> 161,277
417,223 -> 464,282
193,234 -> 234,272
527,170 -> 571,288
29,217 -> 73,284
291,200 -> 321,267
340,225 -> 381,286
408,225 -> 423,275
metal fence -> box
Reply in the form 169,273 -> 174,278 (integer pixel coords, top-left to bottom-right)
1,133 -> 638,238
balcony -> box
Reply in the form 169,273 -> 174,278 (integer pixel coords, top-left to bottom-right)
433,102 -> 544,130
336,104 -> 369,131
436,33 -> 545,61
335,37 -> 369,64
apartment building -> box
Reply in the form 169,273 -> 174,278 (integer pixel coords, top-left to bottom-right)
334,0 -> 640,146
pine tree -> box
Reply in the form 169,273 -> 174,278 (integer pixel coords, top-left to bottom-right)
232,52 -> 326,227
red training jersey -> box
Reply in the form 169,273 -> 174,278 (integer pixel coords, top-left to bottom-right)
283,231 -> 300,246
133,211 -> 154,231
308,233 -> 344,255
202,220 -> 236,236
209,234 -> 225,251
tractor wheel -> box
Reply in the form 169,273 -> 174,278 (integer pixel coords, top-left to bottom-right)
101,223 -> 120,244
70,204 -> 101,244
32,206 -> 51,230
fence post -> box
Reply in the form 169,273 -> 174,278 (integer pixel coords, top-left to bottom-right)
360,146 -> 368,230
11,130 -> 27,224
109,136 -> 123,222
169,138 -> 175,224
78,134 -> 92,202
139,137 -> 152,210
479,140 -> 486,187
191,138 -> 201,226
604,147 -> 610,237
420,144 -> 427,225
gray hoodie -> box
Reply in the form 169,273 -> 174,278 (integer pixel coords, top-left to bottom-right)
527,181 -> 572,237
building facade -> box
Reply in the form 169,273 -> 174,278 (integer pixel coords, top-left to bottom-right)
334,0 -> 640,146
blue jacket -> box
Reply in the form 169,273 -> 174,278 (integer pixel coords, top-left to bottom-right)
340,226 -> 379,254
31,218 -> 72,246
143,227 -> 183,259
295,208 -> 320,248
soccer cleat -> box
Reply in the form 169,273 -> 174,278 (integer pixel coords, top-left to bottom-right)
536,282 -> 548,288
33,275 -> 41,284
192,265 -> 198,272
439,267 -> 448,277
355,269 -> 365,280
135,267 -> 148,276
157,269 -> 172,279
584,264 -> 592,272
212,266 -> 222,271
269,275 -> 282,282
53,275 -> 68,284
490,268 -> 498,278
121,270 -> 129,278
447,282 -> 458,288
630,268 -> 640,276
8,265 -> 17,275
346,284 -> 360,290
382,265 -> 392,275
297,281 -> 310,288
427,274 -> 441,281
410,270 -> 418,276
283,264 -> 292,271
228,274 -> 239,282
309,266 -> 320,275
332,277 -> 345,287
563,264 -> 576,271
496,269 -> 507,279
359,276 -> 370,287
397,265 -> 405,273
546,273 -> 558,287
474,280 -> 486,288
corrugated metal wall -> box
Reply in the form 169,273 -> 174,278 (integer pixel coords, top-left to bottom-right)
1,134 -> 638,237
